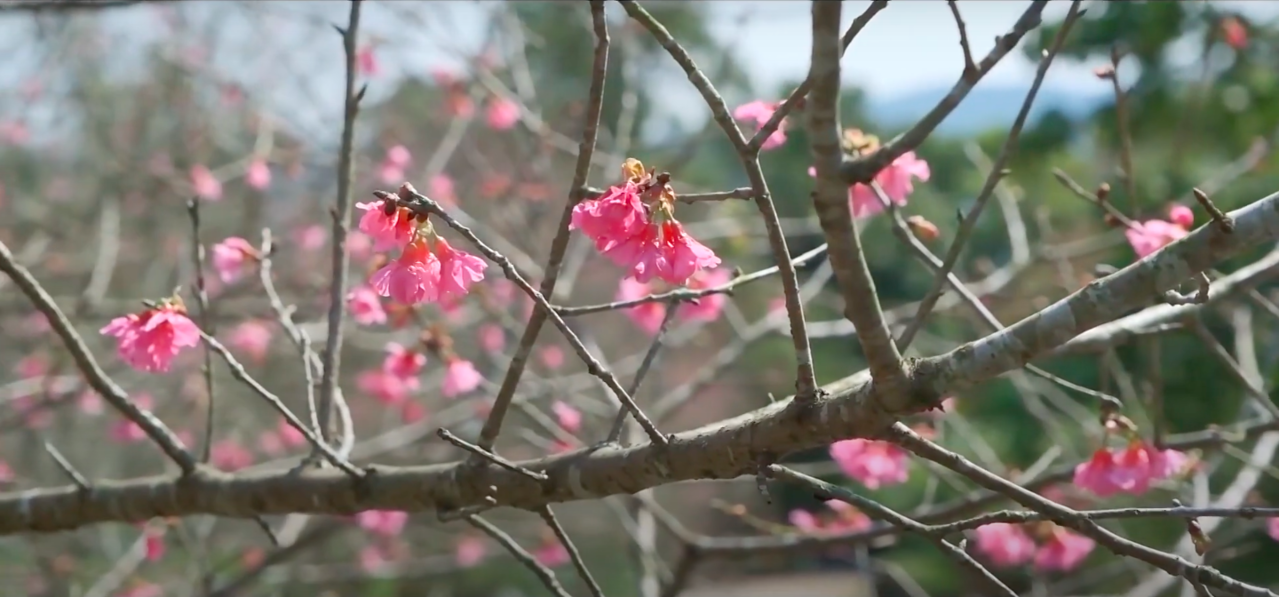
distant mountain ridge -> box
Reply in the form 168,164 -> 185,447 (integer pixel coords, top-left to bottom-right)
864,83 -> 1111,136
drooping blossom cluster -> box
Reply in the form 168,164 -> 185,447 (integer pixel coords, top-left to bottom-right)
788,500 -> 872,535
733,99 -> 787,151
808,129 -> 931,218
829,437 -> 910,489
355,185 -> 488,306
1125,204 -> 1194,259
1073,437 -> 1191,497
100,296 -> 201,373
571,159 -> 720,286
973,521 -> 1096,572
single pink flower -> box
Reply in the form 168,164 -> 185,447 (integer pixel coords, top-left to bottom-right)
973,523 -> 1036,567
1126,204 -> 1194,259
829,438 -> 910,489
570,182 -> 649,253
355,198 -> 417,251
356,44 -> 379,76
455,535 -> 487,567
347,285 -> 388,325
1034,527 -> 1095,572
1073,447 -> 1121,497
552,400 -> 582,434
382,342 -> 426,379
807,151 -> 931,218
357,510 -> 408,537
226,320 -> 273,363
652,220 -> 721,285
385,145 -> 411,168
369,237 -> 442,305
432,236 -> 487,299
100,301 -> 202,373
211,237 -> 258,284
245,158 -> 271,190
358,369 -> 414,405
478,323 -> 506,354
191,164 -> 223,201
485,96 -> 521,131
680,267 -> 732,322
539,345 -> 564,370
442,356 -> 482,398
617,278 -> 667,335
733,100 -> 787,151
211,439 -> 254,471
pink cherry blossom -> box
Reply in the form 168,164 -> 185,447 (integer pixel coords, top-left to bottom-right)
478,323 -> 506,354
277,418 -> 306,448
110,393 -> 154,443
1268,517 -> 1279,541
358,369 -> 414,405
13,353 -> 47,378
100,301 -> 202,373
382,342 -> 426,379
571,182 -> 648,253
369,237 -> 442,305
539,345 -> 565,370
485,96 -> 521,130
190,164 -> 223,201
680,267 -> 732,322
210,439 -> 254,471
1126,204 -> 1194,259
144,524 -> 167,561
357,510 -> 408,537
807,151 -> 931,218
385,145 -> 411,168
78,390 -> 103,415
442,357 -> 482,398
829,438 -> 910,489
245,158 -> 271,190
552,400 -> 582,434
432,236 -> 487,298
455,535 -> 488,567
355,198 -> 417,251
652,220 -> 721,285
973,523 -> 1036,567
360,544 -> 391,572
1073,440 -> 1187,497
211,237 -> 258,284
293,224 -> 327,250
400,400 -> 427,423
227,320 -> 273,363
733,100 -> 787,151
1033,527 -> 1095,572
788,500 -> 871,534
347,285 -> 387,325
617,278 -> 667,335
356,44 -> 379,76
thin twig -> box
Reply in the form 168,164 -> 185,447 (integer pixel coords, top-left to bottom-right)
466,515 -> 573,597
43,442 -> 90,491
540,506 -> 607,597
947,0 -> 978,80
437,428 -> 548,482
317,0 -> 365,450
608,303 -> 679,442
186,198 -> 218,464
472,0 -> 611,454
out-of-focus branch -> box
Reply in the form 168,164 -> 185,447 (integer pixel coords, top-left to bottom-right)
0,0 -> 164,13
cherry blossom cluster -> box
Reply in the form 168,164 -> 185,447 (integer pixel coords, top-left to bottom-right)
1124,203 -> 1194,259
807,128 -> 931,219
973,520 -> 1097,572
571,158 -> 721,286
355,186 -> 489,306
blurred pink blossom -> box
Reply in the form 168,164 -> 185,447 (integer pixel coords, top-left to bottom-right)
617,278 -> 667,335
1073,441 -> 1188,497
0,460 -> 13,483
973,523 -> 1036,567
485,96 -> 521,131
429,174 -> 458,207
357,44 -> 379,76
294,224 -> 327,251
680,268 -> 732,322
733,100 -> 786,150
829,438 -> 909,489
78,390 -> 103,415
382,342 -> 426,379
347,285 -> 387,325
788,500 -> 871,534
227,320 -> 273,363
1126,204 -> 1194,259
478,323 -> 506,354
110,394 -> 154,443
442,357 -> 482,398
0,121 -> 29,145
245,158 -> 271,190
552,400 -> 582,434
1033,528 -> 1095,572
539,345 -> 565,370
455,535 -> 487,567
211,439 -> 254,471
533,538 -> 569,567
211,237 -> 258,284
358,369 -> 414,405
190,164 -> 223,201
357,510 -> 408,537
1268,517 -> 1279,542
807,151 -> 931,218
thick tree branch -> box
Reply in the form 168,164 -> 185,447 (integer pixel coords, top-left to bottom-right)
808,0 -> 908,401
2,188 -> 1279,535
